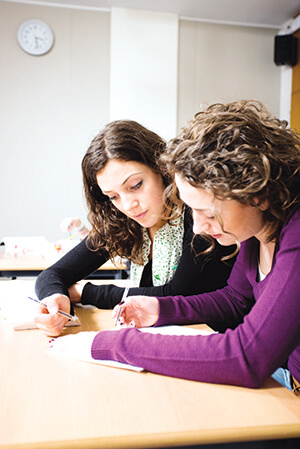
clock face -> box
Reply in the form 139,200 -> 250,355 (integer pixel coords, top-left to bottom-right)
17,19 -> 54,56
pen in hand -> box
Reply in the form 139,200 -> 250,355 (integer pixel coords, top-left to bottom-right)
114,287 -> 129,327
28,296 -> 79,322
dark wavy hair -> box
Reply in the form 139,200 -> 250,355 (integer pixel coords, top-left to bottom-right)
82,120 -> 172,264
164,100 -> 300,252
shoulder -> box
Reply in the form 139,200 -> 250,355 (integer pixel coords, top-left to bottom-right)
283,202 -> 300,228
278,203 -> 300,247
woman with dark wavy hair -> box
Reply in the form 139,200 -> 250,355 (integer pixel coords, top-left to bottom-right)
34,119 -> 234,336
50,101 -> 300,393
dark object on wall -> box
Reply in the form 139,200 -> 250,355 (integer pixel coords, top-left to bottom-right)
274,34 -> 298,66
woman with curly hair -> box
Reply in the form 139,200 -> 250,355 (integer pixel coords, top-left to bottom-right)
34,120 -> 234,336
52,101 -> 300,393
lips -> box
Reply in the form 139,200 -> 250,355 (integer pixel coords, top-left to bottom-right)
133,211 -> 148,220
211,234 -> 222,239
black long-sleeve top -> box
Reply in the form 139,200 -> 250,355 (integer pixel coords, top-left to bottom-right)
35,211 -> 236,313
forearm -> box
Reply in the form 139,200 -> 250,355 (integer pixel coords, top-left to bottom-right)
81,283 -> 127,309
90,290 -> 299,388
154,286 -> 253,329
35,269 -> 69,299
35,238 -> 109,300
90,327 -> 264,388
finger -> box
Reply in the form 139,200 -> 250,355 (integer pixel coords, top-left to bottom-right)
36,322 -> 63,337
120,309 -> 141,327
46,302 -> 60,315
111,305 -> 119,319
34,311 -> 68,335
37,304 -> 49,314
39,314 -> 66,334
34,310 -> 65,324
121,299 -> 144,312
36,316 -> 64,335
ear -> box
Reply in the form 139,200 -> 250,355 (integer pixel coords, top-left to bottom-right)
255,198 -> 269,211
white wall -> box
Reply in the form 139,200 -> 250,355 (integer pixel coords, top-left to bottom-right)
178,20 -> 280,128
0,1 -> 281,242
0,1 -> 110,241
110,7 -> 178,141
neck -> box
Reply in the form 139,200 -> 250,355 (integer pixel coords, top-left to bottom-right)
259,240 -> 275,276
147,219 -> 167,242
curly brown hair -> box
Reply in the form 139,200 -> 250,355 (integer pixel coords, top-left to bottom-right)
82,120 -> 172,264
164,100 -> 300,246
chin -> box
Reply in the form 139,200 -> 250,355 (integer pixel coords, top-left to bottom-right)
216,237 -> 236,246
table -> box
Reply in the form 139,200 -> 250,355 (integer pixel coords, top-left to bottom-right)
0,279 -> 300,449
0,253 -> 128,280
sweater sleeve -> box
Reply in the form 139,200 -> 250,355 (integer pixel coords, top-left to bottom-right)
155,245 -> 254,330
90,209 -> 300,387
80,212 -> 236,311
35,237 -> 109,299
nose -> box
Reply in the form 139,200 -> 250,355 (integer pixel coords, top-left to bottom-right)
121,195 -> 139,213
192,211 -> 211,235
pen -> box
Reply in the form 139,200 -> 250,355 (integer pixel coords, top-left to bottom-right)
28,296 -> 79,322
114,287 -> 129,327
67,232 -> 77,240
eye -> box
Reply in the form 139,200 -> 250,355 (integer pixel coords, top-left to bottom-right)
194,209 -> 215,220
108,195 -> 118,202
131,180 -> 143,190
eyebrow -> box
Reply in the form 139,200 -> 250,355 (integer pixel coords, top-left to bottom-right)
193,207 -> 213,212
101,171 -> 143,194
178,193 -> 212,213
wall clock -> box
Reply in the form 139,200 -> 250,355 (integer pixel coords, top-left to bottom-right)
17,19 -> 54,56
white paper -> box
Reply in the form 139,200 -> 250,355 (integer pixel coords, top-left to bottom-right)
0,280 -> 80,330
48,325 -> 215,372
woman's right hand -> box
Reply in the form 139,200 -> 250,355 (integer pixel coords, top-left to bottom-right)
112,295 -> 159,328
33,293 -> 71,337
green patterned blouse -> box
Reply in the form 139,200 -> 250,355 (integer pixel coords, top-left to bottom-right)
131,214 -> 185,287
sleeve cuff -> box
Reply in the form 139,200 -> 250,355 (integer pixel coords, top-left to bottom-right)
91,329 -> 123,360
81,282 -> 93,306
155,296 -> 177,327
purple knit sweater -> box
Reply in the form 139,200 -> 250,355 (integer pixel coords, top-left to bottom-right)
91,205 -> 300,388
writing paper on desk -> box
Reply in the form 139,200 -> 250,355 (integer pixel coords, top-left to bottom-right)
0,280 -> 80,330
48,325 -> 215,372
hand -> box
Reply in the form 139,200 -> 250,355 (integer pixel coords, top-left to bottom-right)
49,331 -> 97,359
112,295 -> 159,328
60,217 -> 89,240
33,293 -> 71,337
60,217 -> 82,233
68,283 -> 83,303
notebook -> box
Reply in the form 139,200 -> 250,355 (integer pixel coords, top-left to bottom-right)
48,325 -> 215,372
